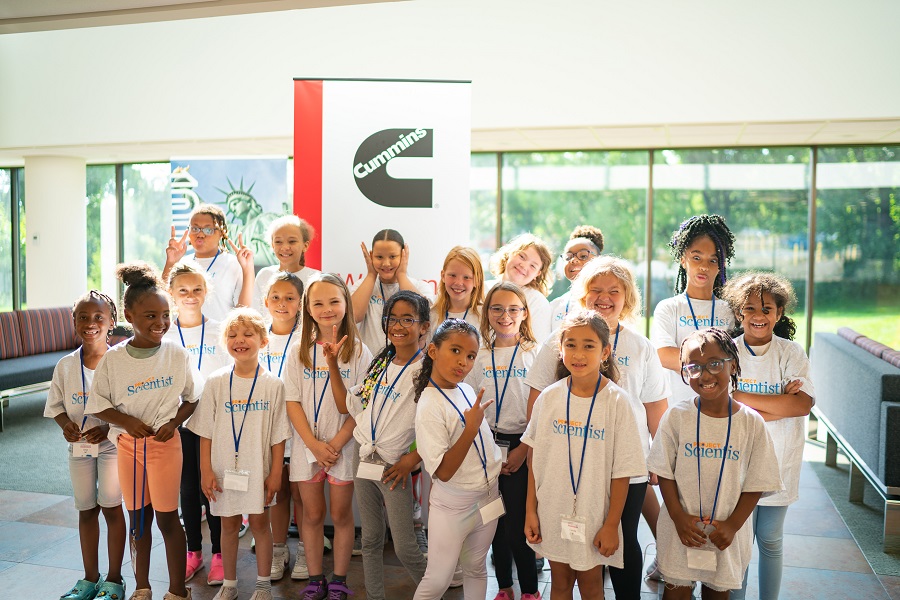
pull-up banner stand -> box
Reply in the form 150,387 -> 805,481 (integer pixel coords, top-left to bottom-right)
293,78 -> 472,292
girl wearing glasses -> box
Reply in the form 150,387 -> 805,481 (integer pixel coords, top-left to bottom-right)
721,273 -> 814,600
163,204 -> 255,322
648,328 -> 781,600
550,226 -> 605,333
489,233 -> 555,343
465,282 -> 541,600
346,291 -> 431,600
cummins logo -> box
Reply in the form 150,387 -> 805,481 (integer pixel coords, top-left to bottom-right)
353,128 -> 433,208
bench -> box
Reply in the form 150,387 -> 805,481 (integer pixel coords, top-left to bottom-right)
0,307 -> 79,431
809,329 -> 900,552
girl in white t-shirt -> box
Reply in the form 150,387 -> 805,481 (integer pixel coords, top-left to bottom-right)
259,271 -> 306,581
522,310 -> 646,600
549,225 -> 604,332
85,262 -> 200,600
350,229 -> 435,356
192,308 -> 291,600
429,245 -> 484,339
721,273 -> 814,600
346,290 -> 430,600
253,215 -> 321,317
651,214 -> 737,407
164,262 -> 232,587
413,319 -> 502,600
162,203 -> 255,322
647,328 -> 782,599
286,273 -> 371,600
465,281 -> 541,600
45,291 -> 127,600
488,234 -> 555,343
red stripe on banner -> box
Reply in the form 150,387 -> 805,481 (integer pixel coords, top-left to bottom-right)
293,79 -> 324,270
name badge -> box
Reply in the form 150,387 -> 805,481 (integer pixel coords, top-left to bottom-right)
496,440 -> 510,463
223,469 -> 250,491
686,547 -> 717,571
72,442 -> 99,458
357,461 -> 385,481
478,495 -> 506,524
305,447 -> 318,464
560,514 -> 587,543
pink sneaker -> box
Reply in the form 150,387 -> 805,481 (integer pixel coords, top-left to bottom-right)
521,593 -> 542,600
493,591 -> 514,600
185,551 -> 204,582
207,553 -> 224,586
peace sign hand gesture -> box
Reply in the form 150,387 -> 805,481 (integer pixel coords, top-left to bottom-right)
323,325 -> 348,368
463,388 -> 493,434
228,233 -> 255,271
165,226 -> 189,268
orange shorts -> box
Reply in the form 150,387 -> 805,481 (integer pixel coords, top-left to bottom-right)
302,468 -> 352,486
117,431 -> 182,512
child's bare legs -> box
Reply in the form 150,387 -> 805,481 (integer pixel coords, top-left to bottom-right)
642,486 -> 660,538
664,584 -> 729,599
701,586 -> 730,599
299,481 -> 327,576
156,509 -> 188,596
270,469 -> 292,545
329,483 -> 355,577
548,560 -> 605,600
221,515 -> 242,581
78,506 -> 103,582
575,564 -> 604,599
250,512 -> 273,577
101,505 -> 127,584
129,506 -> 155,591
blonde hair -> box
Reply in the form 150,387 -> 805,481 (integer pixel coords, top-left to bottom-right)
489,233 -> 554,296
167,262 -> 208,290
480,282 -> 537,351
434,246 -> 484,321
570,256 -> 642,324
298,273 -> 360,367
220,307 -> 268,347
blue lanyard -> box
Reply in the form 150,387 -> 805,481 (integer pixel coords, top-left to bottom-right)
685,292 -> 715,331
267,327 -> 295,378
743,338 -> 757,356
312,349 -> 330,438
612,325 -> 620,359
176,316 -> 205,371
204,249 -> 221,273
229,365 -> 260,467
696,397 -> 733,524
564,297 -> 570,316
131,438 -> 147,540
429,380 -> 489,485
566,374 -> 602,516
446,308 -> 469,321
79,348 -> 89,432
490,342 -> 520,431
371,349 -> 421,444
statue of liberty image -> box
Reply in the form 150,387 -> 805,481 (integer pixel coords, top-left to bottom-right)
217,177 -> 290,267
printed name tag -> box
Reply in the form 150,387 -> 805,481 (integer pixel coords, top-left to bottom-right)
478,495 -> 506,524
223,469 -> 250,491
560,515 -> 587,543
357,461 -> 385,481
496,440 -> 510,463
686,547 -> 717,571
72,442 -> 99,458
305,447 -> 319,464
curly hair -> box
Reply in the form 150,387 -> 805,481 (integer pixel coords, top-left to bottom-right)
489,233 -> 554,296
116,261 -> 164,310
413,318 -> 480,402
554,310 -> 620,384
679,328 -> 741,388
668,214 -> 735,296
721,271 -> 798,341
569,256 -> 642,324
568,225 -> 604,254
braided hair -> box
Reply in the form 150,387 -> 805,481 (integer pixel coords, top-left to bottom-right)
668,214 -> 735,295
721,272 -> 798,341
413,319 -> 479,402
192,203 -> 231,250
679,328 -> 741,388
72,290 -> 118,339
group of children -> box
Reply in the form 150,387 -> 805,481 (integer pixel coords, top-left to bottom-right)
44,205 -> 814,600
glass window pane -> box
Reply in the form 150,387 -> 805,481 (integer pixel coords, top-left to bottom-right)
814,146 -> 900,348
651,148 -> 810,345
470,153 -> 498,267
0,169 -> 11,311
123,163 -> 172,269
86,165 -> 118,299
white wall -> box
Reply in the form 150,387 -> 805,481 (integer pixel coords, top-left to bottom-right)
1,0 -> 898,161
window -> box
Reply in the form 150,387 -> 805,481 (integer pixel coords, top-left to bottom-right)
0,169 -> 11,311
470,153 -> 499,267
86,165 -> 117,299
122,163 -> 172,269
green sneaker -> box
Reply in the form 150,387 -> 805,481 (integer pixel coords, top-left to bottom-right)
60,579 -> 100,600
95,579 -> 127,600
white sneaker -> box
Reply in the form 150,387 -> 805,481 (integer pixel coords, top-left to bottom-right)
352,532 -> 362,557
212,587 -> 238,600
449,562 -> 464,588
270,544 -> 289,580
291,551 -> 309,580
248,590 -> 273,600
323,536 -> 332,552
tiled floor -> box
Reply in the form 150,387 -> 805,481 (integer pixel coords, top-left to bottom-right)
0,443 -> 896,599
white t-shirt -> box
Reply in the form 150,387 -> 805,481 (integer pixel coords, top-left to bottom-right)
349,358 -> 424,465
253,265 -> 321,318
486,281 -> 552,344
259,328 -> 302,381
189,252 -> 244,322
415,383 -> 502,492
284,342 -> 372,482
187,366 -> 290,516
426,306 -> 481,344
45,348 -> 106,434
520,378 -> 647,571
735,334 -> 815,507
86,340 -> 201,443
548,290 -> 574,334
163,318 -> 233,383
647,400 -> 783,590
464,343 -> 539,435
650,294 -> 735,406
353,276 -> 435,357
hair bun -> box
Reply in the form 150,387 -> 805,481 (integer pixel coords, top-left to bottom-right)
116,261 -> 162,288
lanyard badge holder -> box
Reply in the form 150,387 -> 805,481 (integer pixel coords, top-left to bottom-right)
72,348 -> 100,458
431,380 -> 506,524
686,398 -> 733,572
491,342 -> 519,464
305,351 -> 331,465
357,350 -> 421,480
225,366 -> 259,492
560,375 -> 602,544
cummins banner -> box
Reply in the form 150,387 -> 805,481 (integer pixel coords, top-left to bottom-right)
293,78 -> 472,290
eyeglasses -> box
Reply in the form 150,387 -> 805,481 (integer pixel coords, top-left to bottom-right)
488,306 -> 526,318
561,250 -> 598,263
382,316 -> 420,327
681,357 -> 734,380
189,226 -> 218,235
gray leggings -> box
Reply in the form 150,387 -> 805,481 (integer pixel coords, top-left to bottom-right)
355,475 -> 428,600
